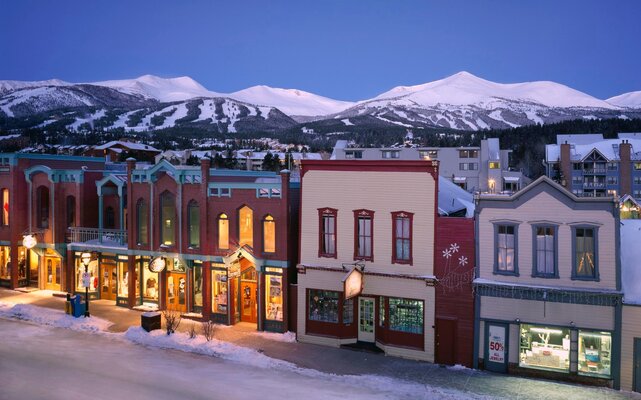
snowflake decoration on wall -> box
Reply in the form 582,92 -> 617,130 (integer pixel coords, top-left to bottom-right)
442,248 -> 452,258
458,256 -> 468,266
449,243 -> 460,253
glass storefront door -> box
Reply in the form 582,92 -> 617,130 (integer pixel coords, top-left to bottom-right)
166,271 -> 186,313
358,297 -> 375,342
100,261 -> 117,301
240,266 -> 257,323
44,257 -> 61,291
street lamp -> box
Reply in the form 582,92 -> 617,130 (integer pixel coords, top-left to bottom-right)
81,252 -> 92,317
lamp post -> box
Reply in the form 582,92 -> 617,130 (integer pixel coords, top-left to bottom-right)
81,252 -> 91,317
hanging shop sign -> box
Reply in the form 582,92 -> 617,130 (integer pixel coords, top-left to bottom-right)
82,272 -> 91,288
343,267 -> 364,300
148,256 -> 166,273
22,234 -> 37,250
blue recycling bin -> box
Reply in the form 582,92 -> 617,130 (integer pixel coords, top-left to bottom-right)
70,295 -> 86,318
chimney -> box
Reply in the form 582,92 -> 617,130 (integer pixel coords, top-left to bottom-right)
560,143 -> 571,189
620,141 -> 632,196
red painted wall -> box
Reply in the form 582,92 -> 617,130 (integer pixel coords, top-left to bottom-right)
435,216 -> 475,367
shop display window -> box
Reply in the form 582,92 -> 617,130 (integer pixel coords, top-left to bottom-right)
0,246 -> 10,280
578,330 -> 611,378
18,247 -> 26,280
519,324 -> 570,372
75,256 -> 98,292
265,274 -> 283,321
212,269 -> 228,314
343,298 -> 354,324
308,289 -> 339,323
192,261 -> 203,311
142,262 -> 159,303
379,296 -> 386,327
388,297 -> 423,334
117,261 -> 128,297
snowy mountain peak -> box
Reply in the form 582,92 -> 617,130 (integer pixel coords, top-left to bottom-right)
93,75 -> 222,102
607,91 -> 641,108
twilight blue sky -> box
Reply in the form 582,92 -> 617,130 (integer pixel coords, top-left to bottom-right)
1,0 -> 640,101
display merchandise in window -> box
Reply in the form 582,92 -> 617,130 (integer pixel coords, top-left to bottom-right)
578,330 -> 611,378
308,289 -> 339,323
265,274 -> 283,321
212,270 -> 228,314
143,268 -> 159,302
117,261 -> 128,297
75,257 -> 98,292
192,262 -> 203,311
18,247 -> 26,280
0,246 -> 10,280
519,324 -> 570,372
343,298 -> 354,324
388,298 -> 423,334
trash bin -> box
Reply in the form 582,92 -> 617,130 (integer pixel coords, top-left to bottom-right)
70,295 -> 86,318
65,293 -> 72,315
141,312 -> 161,332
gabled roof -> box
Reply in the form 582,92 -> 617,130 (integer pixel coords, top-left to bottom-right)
94,140 -> 160,152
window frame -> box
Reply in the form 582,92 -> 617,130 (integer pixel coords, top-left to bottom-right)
531,224 -> 559,278
136,198 -> 149,246
187,200 -> 200,248
262,214 -> 276,253
391,211 -> 413,265
159,191 -> 176,247
308,289 -> 340,323
238,205 -> 254,248
1,188 -> 8,226
65,195 -> 75,228
318,208 -> 337,258
217,213 -> 229,251
571,225 -> 599,281
493,222 -> 519,276
36,185 -> 50,229
353,209 -> 374,262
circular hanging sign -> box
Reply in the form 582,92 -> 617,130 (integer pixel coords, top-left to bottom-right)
148,256 -> 166,273
22,234 -> 37,250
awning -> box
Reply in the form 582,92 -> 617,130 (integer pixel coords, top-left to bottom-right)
503,176 -> 520,183
453,176 -> 467,183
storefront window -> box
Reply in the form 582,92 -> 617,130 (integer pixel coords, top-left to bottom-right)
388,298 -> 423,334
117,260 -> 128,297
212,269 -> 228,314
578,330 -> 611,378
265,273 -> 283,321
192,261 -> 203,312
18,247 -> 26,280
308,289 -> 339,323
142,257 -> 159,302
0,246 -> 10,280
379,296 -> 386,327
75,255 -> 98,292
519,324 -> 570,372
343,298 -> 354,324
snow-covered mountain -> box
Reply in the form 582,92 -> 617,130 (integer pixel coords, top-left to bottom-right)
1,72 -> 640,133
229,85 -> 354,117
607,91 -> 641,109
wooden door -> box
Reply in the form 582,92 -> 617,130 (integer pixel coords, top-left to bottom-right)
358,297 -> 375,342
44,257 -> 61,291
635,338 -> 641,393
485,322 -> 508,373
436,318 -> 457,365
166,272 -> 187,313
101,263 -> 117,301
240,281 -> 257,323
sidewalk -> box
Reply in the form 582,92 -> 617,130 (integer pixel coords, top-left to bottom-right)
0,288 -> 638,400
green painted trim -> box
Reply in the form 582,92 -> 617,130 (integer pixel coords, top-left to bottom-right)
0,240 -> 10,246
613,301 -> 622,389
475,283 -> 622,306
208,182 -> 281,190
0,153 -> 104,163
473,292 -> 481,369
208,169 -> 279,178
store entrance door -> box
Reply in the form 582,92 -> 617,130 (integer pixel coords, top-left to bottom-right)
44,257 -> 61,291
240,266 -> 257,324
358,297 -> 375,342
634,338 -> 641,393
100,262 -> 117,301
436,318 -> 457,365
485,322 -> 508,373
166,272 -> 187,313
28,250 -> 38,287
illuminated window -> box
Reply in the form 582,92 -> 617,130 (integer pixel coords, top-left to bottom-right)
265,274 -> 283,321
136,199 -> 148,245
533,225 -> 557,277
319,208 -> 337,258
578,330 -> 612,378
519,324 -> 570,372
212,269 -> 228,314
218,213 -> 229,250
1,189 -> 8,226
239,206 -> 253,247
573,227 -> 598,280
263,215 -> 275,253
495,224 -> 518,275
489,161 -> 500,169
188,200 -> 200,248
392,211 -> 413,264
419,150 -> 438,160
354,209 -> 374,261
160,191 -> 176,246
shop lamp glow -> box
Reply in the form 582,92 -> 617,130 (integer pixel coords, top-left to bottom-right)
22,234 -> 37,250
530,327 -> 563,335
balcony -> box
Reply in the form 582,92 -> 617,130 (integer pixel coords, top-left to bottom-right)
67,227 -> 127,247
583,168 -> 607,175
583,182 -> 605,189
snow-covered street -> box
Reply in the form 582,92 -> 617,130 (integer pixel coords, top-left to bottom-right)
0,319 -> 470,400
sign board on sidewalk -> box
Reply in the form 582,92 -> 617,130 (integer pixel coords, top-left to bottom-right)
82,272 -> 91,288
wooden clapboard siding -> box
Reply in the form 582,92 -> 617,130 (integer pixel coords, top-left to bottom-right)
621,305 -> 641,391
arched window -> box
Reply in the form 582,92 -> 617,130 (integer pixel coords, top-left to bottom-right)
238,206 -> 253,247
136,199 -> 148,245
36,186 -> 50,229
66,195 -> 76,227
1,188 -> 9,226
218,213 -> 229,250
160,192 -> 176,246
188,200 -> 200,248
105,206 -> 115,229
263,215 -> 275,253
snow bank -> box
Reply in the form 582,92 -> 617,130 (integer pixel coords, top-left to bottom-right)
0,301 -> 112,332
252,330 -> 297,343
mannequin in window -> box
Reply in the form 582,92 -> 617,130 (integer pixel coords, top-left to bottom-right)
146,277 -> 157,299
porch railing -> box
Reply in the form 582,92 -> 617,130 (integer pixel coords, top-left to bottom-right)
67,227 -> 127,247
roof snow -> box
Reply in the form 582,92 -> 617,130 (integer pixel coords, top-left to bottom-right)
438,176 -> 475,217
94,140 -> 160,152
